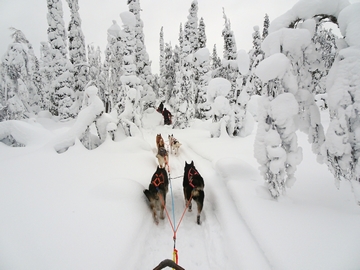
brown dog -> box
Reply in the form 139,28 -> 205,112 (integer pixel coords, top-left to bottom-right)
156,134 -> 169,170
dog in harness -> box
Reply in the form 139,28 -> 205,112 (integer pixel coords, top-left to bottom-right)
143,166 -> 169,225
168,134 -> 181,155
183,161 -> 205,225
156,134 -> 169,169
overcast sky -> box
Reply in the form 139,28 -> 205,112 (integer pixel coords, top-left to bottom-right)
0,0 -> 358,74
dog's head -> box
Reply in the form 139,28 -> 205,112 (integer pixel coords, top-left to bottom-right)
184,160 -> 195,173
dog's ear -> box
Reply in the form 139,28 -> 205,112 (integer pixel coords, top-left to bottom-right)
191,161 -> 194,166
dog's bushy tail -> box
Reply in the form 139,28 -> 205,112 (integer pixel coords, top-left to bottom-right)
143,189 -> 155,201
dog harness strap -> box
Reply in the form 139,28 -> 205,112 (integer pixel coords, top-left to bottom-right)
188,167 -> 199,188
152,173 -> 164,187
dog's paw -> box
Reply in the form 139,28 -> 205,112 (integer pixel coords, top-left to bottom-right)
197,216 -> 201,225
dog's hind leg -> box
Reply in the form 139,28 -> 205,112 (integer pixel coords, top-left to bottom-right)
183,188 -> 192,212
159,192 -> 166,220
195,190 -> 204,225
150,200 -> 159,225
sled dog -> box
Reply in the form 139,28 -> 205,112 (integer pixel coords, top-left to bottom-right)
168,134 -> 181,155
156,134 -> 165,150
156,134 -> 169,169
183,161 -> 205,225
143,166 -> 169,225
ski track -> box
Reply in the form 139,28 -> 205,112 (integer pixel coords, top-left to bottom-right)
131,127 -> 272,269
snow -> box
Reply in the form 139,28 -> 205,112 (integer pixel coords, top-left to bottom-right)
120,11 -> 136,28
269,0 -> 350,33
1,109 -> 360,270
262,28 -> 312,58
236,49 -> 250,75
338,3 -> 360,46
193,47 -> 210,65
255,53 -> 290,82
207,77 -> 231,102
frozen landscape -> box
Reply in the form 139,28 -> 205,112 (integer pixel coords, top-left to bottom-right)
1,107 -> 360,270
1,0 -> 360,269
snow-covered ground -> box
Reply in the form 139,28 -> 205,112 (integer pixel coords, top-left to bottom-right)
1,108 -> 360,270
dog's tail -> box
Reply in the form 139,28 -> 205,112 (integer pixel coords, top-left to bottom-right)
143,189 -> 154,202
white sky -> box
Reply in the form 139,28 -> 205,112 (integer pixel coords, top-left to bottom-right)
0,0 -> 358,74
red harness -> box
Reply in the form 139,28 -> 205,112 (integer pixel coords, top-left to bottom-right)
152,173 -> 165,187
187,167 -> 199,188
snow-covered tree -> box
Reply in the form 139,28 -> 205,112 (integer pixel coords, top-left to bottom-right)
321,3 -> 360,203
87,45 -> 102,89
47,0 -> 75,120
233,50 -> 254,137
207,78 -> 234,137
193,48 -> 211,119
158,26 -> 166,100
163,43 -> 175,104
184,0 -> 199,54
254,53 -> 303,198
159,26 -> 165,79
211,44 -> 221,72
39,42 -> 53,112
244,25 -> 264,96
198,17 -> 206,49
67,0 -> 88,114
116,12 -> 142,131
0,28 -> 41,121
220,9 -> 238,102
262,14 -> 270,39
106,20 -> 123,112
128,0 -> 154,91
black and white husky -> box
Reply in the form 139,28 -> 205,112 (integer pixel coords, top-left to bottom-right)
168,134 -> 181,155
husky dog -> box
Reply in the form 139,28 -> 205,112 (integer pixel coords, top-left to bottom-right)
183,161 -> 205,225
156,134 -> 165,150
144,166 -> 169,224
168,134 -> 181,155
156,134 -> 169,169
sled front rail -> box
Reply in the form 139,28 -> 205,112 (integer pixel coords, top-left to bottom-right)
153,259 -> 185,270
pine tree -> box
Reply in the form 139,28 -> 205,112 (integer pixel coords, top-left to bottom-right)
87,45 -> 102,98
158,26 -> 166,101
193,48 -> 211,119
262,14 -> 270,39
198,17 -> 206,49
159,27 -> 165,78
221,9 -> 237,103
67,0 -> 88,114
322,49 -> 360,203
39,42 -> 53,112
106,20 -> 123,113
211,44 -> 221,71
47,0 -> 75,120
184,0 -> 199,53
0,28 -> 41,121
163,43 -> 176,104
128,0 -> 154,93
245,25 -> 264,96
117,11 -> 142,130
